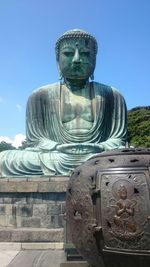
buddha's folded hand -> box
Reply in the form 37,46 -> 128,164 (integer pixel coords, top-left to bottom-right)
56,143 -> 103,154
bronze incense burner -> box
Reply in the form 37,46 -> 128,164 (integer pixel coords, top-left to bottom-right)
66,149 -> 150,267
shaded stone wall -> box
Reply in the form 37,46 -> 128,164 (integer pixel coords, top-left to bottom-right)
0,176 -> 69,242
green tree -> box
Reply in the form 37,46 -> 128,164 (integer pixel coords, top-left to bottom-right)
128,106 -> 150,148
18,139 -> 29,150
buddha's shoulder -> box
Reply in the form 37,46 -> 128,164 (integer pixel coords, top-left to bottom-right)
30,82 -> 60,96
93,82 -> 124,97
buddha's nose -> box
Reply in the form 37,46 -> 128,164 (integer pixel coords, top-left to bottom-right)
72,49 -> 81,64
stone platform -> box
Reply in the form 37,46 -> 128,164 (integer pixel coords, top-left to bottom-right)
0,176 -> 69,242
0,176 -> 88,266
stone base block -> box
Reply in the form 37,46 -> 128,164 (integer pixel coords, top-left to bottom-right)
0,228 -> 64,242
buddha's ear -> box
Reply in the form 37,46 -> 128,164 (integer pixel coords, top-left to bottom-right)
90,73 -> 94,81
57,64 -> 63,80
59,71 -> 63,81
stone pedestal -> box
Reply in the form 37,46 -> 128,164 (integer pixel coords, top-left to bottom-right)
0,176 -> 69,242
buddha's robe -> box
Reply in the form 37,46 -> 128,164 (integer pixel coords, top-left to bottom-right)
0,82 -> 127,176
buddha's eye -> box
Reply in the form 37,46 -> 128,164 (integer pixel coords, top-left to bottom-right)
80,51 -> 90,57
63,51 -> 74,57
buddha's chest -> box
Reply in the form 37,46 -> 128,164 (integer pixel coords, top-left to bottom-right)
61,88 -> 94,123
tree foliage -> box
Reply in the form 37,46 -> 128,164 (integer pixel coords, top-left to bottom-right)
18,139 -> 29,150
128,106 -> 150,148
0,141 -> 16,152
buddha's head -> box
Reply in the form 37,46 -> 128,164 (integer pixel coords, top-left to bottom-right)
55,29 -> 98,81
118,185 -> 127,200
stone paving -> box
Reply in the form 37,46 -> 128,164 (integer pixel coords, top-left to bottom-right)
0,249 -> 89,267
0,242 -> 65,267
0,250 -> 19,267
8,250 -> 66,267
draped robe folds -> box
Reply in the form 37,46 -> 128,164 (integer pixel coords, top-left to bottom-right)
0,82 -> 127,176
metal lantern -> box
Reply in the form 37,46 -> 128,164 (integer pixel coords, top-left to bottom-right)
66,149 -> 150,267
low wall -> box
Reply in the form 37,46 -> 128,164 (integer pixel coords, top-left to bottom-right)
0,176 -> 69,242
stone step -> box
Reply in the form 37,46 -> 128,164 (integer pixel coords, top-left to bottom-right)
0,241 -> 64,250
64,243 -> 83,261
0,227 -> 64,242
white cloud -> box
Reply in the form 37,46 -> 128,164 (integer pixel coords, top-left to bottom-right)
12,134 -> 26,148
16,104 -> 22,111
0,134 -> 26,148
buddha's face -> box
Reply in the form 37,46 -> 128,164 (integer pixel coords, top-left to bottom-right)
118,186 -> 127,200
58,38 -> 96,80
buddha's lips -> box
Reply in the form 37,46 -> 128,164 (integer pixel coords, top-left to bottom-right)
72,65 -> 82,71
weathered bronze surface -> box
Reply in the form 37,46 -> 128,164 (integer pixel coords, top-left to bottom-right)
0,29 -> 127,176
66,148 -> 150,267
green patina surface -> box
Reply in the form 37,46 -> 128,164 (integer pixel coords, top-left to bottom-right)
0,29 -> 127,176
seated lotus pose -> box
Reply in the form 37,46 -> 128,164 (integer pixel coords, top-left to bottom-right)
0,29 -> 127,176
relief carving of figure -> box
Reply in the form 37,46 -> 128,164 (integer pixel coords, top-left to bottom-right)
113,185 -> 137,233
110,183 -> 143,240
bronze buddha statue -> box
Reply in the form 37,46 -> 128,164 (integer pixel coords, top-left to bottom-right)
0,29 -> 127,176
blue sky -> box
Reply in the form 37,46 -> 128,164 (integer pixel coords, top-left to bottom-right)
0,0 -> 150,141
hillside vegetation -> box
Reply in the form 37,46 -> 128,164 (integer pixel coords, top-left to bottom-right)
128,106 -> 150,148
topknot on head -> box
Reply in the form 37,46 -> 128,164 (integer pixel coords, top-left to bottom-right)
55,29 -> 98,61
